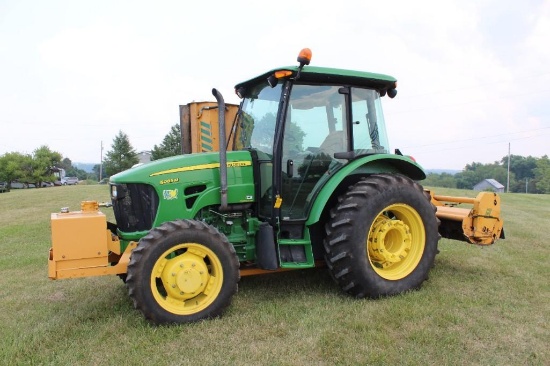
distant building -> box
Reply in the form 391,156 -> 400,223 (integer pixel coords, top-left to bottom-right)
137,151 -> 152,164
473,179 -> 505,193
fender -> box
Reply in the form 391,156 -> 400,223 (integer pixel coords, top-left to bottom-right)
305,154 -> 426,226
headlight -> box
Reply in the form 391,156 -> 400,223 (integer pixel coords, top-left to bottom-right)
111,185 -> 118,200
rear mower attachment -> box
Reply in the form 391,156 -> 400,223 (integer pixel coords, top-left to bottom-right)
430,191 -> 504,245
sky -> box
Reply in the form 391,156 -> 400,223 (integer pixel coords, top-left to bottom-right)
1,0 -> 549,170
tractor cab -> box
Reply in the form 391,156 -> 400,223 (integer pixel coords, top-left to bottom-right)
227,51 -> 423,268
235,66 -> 394,217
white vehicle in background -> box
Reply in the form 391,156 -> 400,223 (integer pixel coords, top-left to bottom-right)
65,177 -> 79,185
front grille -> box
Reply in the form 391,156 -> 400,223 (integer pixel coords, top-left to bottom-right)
112,183 -> 159,232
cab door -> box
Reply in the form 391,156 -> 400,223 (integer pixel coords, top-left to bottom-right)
276,84 -> 348,265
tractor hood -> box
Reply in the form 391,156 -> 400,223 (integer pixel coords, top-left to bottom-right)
110,151 -> 253,186
109,151 -> 256,237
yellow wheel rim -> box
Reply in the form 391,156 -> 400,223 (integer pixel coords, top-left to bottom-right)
367,204 -> 425,280
150,243 -> 224,315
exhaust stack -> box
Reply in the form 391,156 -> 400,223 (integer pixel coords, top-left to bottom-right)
212,88 -> 228,211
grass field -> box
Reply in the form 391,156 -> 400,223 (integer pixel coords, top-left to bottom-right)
0,185 -> 548,365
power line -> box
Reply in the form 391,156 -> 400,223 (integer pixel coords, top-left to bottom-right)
394,71 -> 550,99
386,88 -> 550,116
404,132 -> 550,157
403,127 -> 550,149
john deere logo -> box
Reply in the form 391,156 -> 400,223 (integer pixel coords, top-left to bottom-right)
163,189 -> 178,200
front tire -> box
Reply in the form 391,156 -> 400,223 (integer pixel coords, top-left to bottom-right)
126,220 -> 239,324
324,174 -> 439,298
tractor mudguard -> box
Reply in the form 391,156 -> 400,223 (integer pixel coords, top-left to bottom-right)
305,154 -> 425,226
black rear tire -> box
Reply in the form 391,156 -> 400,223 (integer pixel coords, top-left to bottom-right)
126,220 -> 239,324
324,174 -> 439,298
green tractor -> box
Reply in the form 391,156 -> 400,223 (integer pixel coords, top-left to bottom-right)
48,49 -> 503,324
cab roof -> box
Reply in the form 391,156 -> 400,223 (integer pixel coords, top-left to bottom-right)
235,65 -> 397,92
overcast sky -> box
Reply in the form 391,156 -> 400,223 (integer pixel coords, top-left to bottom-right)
1,0 -> 548,170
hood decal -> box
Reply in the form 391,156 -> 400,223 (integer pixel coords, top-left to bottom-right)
150,160 -> 251,177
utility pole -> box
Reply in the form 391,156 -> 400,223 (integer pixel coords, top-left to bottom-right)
100,141 -> 103,182
507,142 -> 510,193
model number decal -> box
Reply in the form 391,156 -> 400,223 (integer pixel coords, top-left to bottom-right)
226,161 -> 251,168
160,178 -> 180,185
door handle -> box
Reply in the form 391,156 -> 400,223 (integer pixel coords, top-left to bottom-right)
287,159 -> 294,178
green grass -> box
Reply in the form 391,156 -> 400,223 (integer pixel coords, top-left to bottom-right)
0,186 -> 548,365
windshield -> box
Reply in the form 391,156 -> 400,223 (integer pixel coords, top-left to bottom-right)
234,81 -> 389,157
234,82 -> 283,155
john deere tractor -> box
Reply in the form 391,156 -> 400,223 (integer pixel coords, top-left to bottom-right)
48,49 -> 503,324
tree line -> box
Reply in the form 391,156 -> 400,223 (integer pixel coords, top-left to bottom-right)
0,124 -> 181,188
424,155 -> 550,194
2,124 -> 549,194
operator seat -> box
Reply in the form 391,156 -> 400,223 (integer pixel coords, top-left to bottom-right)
319,130 -> 345,158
